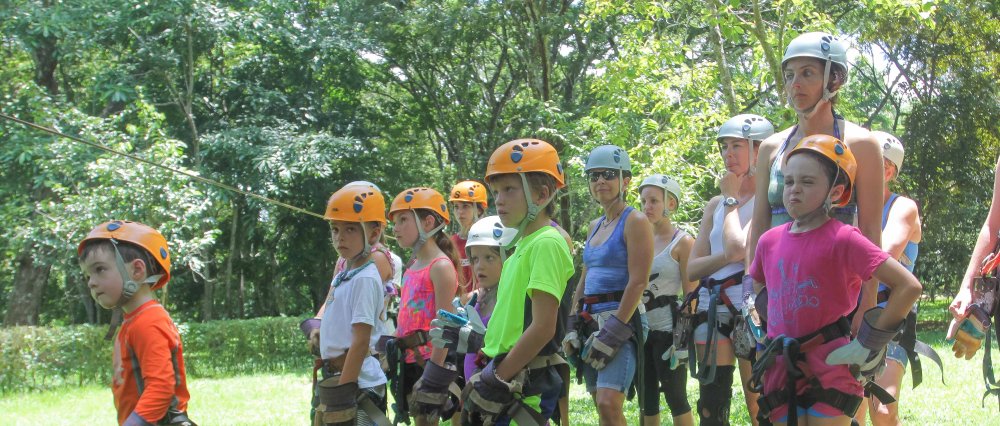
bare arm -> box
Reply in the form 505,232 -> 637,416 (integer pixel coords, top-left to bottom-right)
747,138 -> 779,268
429,260 -> 458,365
339,322 -> 373,384
615,210 -> 654,323
871,259 -> 922,328
688,197 -> 727,280
675,235 -> 700,295
849,132 -> 885,332
952,155 -> 1000,318
495,291 -> 559,381
881,197 -> 921,259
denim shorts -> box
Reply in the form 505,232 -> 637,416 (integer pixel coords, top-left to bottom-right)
581,340 -> 637,393
886,342 -> 908,369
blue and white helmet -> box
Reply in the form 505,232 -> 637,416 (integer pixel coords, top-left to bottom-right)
465,215 -> 518,261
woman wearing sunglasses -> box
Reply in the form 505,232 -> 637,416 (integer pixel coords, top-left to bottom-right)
565,145 -> 653,426
687,114 -> 774,425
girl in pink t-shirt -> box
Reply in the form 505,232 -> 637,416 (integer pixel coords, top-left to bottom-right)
748,135 -> 921,426
388,187 -> 461,426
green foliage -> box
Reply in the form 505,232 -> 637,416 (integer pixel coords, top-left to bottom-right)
0,316 -> 311,394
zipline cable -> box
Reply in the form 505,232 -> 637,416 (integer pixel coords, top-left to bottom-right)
0,112 -> 328,220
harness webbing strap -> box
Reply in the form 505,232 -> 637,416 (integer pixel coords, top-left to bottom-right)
581,290 -> 626,305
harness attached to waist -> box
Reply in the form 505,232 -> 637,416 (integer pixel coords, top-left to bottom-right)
470,352 -> 569,426
378,330 -> 429,425
694,271 -> 743,384
751,317 -> 893,425
875,289 -> 945,388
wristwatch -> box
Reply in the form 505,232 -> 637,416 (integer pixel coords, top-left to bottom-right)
723,197 -> 739,207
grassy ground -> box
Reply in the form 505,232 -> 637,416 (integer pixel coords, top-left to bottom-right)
4,304 -> 1000,425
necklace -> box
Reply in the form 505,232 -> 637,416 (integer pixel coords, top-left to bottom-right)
326,260 -> 374,306
601,202 -> 626,229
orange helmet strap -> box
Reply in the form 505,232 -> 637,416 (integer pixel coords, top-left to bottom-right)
411,208 -> 447,257
508,173 -> 556,248
108,239 -> 162,308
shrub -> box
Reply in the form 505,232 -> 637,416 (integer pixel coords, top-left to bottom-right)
0,316 -> 312,394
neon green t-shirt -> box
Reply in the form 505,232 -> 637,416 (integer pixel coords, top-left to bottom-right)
483,226 -> 574,357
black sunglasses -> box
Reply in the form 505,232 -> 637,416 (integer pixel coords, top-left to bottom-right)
588,170 -> 620,182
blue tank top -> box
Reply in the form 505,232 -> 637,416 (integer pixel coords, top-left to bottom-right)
877,193 -> 920,308
767,114 -> 857,227
583,206 -> 634,314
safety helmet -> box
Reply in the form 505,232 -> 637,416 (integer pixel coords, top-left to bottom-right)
639,174 -> 682,210
485,139 -> 566,189
78,220 -> 171,290
717,114 -> 775,143
783,32 -> 850,103
873,131 -> 904,173
449,181 -> 488,209
464,215 -> 517,260
584,145 -> 631,173
782,32 -> 851,78
345,180 -> 382,191
785,134 -> 857,207
389,187 -> 450,224
326,183 -> 387,224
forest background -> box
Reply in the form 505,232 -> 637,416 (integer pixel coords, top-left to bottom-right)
1,0 -> 998,330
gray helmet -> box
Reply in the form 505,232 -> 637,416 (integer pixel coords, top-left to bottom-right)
639,174 -> 681,215
717,114 -> 775,143
585,145 -> 631,172
465,215 -> 517,261
873,130 -> 904,173
782,32 -> 851,101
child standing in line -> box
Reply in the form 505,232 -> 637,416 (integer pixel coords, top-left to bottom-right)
462,138 -> 575,425
638,174 -> 697,426
449,180 -> 490,302
300,183 -> 390,425
748,135 -> 922,426
78,220 -> 195,426
389,187 -> 461,426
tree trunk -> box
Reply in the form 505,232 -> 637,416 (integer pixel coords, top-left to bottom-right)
222,200 -> 240,318
74,272 -> 96,324
710,0 -> 738,115
31,0 -> 59,97
4,243 -> 52,326
200,263 -> 214,321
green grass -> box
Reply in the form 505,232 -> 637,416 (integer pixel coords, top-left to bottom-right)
4,320 -> 1000,425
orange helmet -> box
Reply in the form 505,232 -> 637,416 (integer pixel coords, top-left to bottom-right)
785,134 -> 857,207
326,183 -> 387,224
485,139 -> 565,189
78,220 -> 171,290
389,187 -> 451,224
449,181 -> 488,209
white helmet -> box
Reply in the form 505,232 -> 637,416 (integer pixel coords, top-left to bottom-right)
873,130 -> 904,173
465,215 -> 517,261
639,174 -> 682,216
782,32 -> 851,101
717,114 -> 775,143
585,145 -> 631,172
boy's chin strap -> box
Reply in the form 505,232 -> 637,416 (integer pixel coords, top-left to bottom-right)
506,173 -> 557,249
103,239 -> 163,340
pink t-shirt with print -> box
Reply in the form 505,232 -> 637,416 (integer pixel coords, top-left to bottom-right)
749,219 -> 889,420
396,257 -> 456,364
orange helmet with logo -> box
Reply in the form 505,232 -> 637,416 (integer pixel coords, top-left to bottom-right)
389,187 -> 451,224
78,220 -> 171,290
449,181 -> 488,209
785,134 -> 857,207
326,183 -> 387,224
485,139 -> 566,189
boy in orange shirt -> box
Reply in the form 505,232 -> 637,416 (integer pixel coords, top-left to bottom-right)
78,220 -> 194,426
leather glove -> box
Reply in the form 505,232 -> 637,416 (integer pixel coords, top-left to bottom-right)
562,314 -> 581,356
947,306 -> 989,360
409,361 -> 460,420
429,306 -> 486,354
826,308 -> 903,376
581,314 -> 634,370
300,318 -> 321,357
317,380 -> 360,426
465,359 -> 521,423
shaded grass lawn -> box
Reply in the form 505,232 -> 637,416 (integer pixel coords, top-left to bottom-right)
5,305 -> 1000,425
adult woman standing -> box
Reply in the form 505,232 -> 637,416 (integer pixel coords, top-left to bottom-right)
747,32 -> 884,328
688,114 -> 774,425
